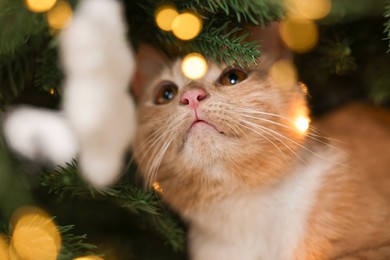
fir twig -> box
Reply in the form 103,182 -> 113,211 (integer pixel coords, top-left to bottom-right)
40,162 -> 186,252
384,0 -> 390,52
34,38 -> 63,95
188,21 -> 261,67
58,225 -> 100,260
190,0 -> 284,25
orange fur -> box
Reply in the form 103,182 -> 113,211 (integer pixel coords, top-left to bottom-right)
132,28 -> 390,259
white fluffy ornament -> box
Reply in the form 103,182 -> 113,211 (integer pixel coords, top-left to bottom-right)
3,0 -> 136,188
3,106 -> 78,166
60,0 -> 136,187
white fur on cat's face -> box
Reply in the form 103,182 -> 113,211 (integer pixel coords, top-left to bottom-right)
134,58 -> 307,189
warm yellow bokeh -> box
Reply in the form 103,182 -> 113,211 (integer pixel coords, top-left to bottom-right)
172,12 -> 202,40
269,59 -> 298,89
10,206 -> 61,260
280,18 -> 319,53
0,235 -> 9,260
25,0 -> 57,13
285,0 -> 332,20
181,53 -> 208,80
46,1 -> 72,30
74,256 -> 104,260
155,6 -> 179,31
152,181 -> 163,193
294,115 -> 310,133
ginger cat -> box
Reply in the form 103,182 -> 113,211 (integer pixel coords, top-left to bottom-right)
132,24 -> 390,259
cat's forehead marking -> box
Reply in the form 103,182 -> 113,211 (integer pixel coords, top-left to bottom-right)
160,59 -> 224,87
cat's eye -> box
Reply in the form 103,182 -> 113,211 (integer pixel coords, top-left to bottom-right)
154,81 -> 178,105
218,68 -> 248,86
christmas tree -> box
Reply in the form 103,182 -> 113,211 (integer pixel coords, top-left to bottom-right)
0,0 -> 390,259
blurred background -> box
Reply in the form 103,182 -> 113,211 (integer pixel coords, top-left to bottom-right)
0,0 -> 389,259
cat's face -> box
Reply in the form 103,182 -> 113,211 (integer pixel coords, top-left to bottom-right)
134,57 -> 308,189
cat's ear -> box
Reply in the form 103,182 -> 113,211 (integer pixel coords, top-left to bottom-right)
247,22 -> 292,69
132,44 -> 168,98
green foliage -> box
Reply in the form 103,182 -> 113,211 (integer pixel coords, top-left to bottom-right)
34,38 -> 63,95
188,21 -> 260,67
384,0 -> 390,52
40,161 -> 186,252
58,225 -> 100,260
0,0 -> 46,57
189,0 -> 284,25
128,0 -> 284,67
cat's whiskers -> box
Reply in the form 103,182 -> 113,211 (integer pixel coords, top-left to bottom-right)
241,119 -> 307,163
238,122 -> 289,161
239,109 -> 347,154
146,136 -> 174,188
137,114 -> 188,188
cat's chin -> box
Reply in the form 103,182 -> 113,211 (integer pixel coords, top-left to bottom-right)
184,120 -> 224,142
182,120 -> 227,164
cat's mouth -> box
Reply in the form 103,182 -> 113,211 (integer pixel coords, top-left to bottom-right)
189,120 -> 224,134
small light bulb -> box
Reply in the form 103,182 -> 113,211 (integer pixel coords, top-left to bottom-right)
152,181 -> 163,193
74,256 -> 104,260
155,5 -> 179,31
280,18 -> 319,53
46,1 -> 72,30
172,12 -> 202,41
11,206 -> 61,260
294,116 -> 310,133
25,0 -> 57,13
181,53 -> 208,80
269,59 -> 298,89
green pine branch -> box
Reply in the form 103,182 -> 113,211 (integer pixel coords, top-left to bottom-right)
0,0 -> 46,57
188,20 -> 261,67
40,161 -> 186,252
384,1 -> 390,52
189,0 -> 284,25
34,38 -> 63,95
58,225 -> 100,260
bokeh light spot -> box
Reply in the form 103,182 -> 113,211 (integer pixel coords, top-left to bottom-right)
46,1 -> 72,30
74,256 -> 104,260
0,235 -> 9,260
10,206 -> 61,260
294,116 -> 310,133
285,0 -> 332,20
269,59 -> 298,89
172,12 -> 202,41
25,0 -> 57,13
152,181 -> 163,193
280,18 -> 318,53
155,6 -> 179,31
181,53 -> 208,80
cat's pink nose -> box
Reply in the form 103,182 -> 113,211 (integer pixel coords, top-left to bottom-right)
179,88 -> 207,108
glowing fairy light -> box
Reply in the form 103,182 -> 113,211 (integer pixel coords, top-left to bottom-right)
294,116 -> 310,133
0,235 -> 8,259
280,18 -> 319,53
172,12 -> 202,41
152,181 -> 163,193
25,0 -> 57,13
10,206 -> 61,260
74,256 -> 104,260
49,88 -> 55,95
155,5 -> 179,31
46,1 -> 72,30
299,82 -> 309,95
285,0 -> 332,20
269,59 -> 298,89
181,53 -> 208,80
